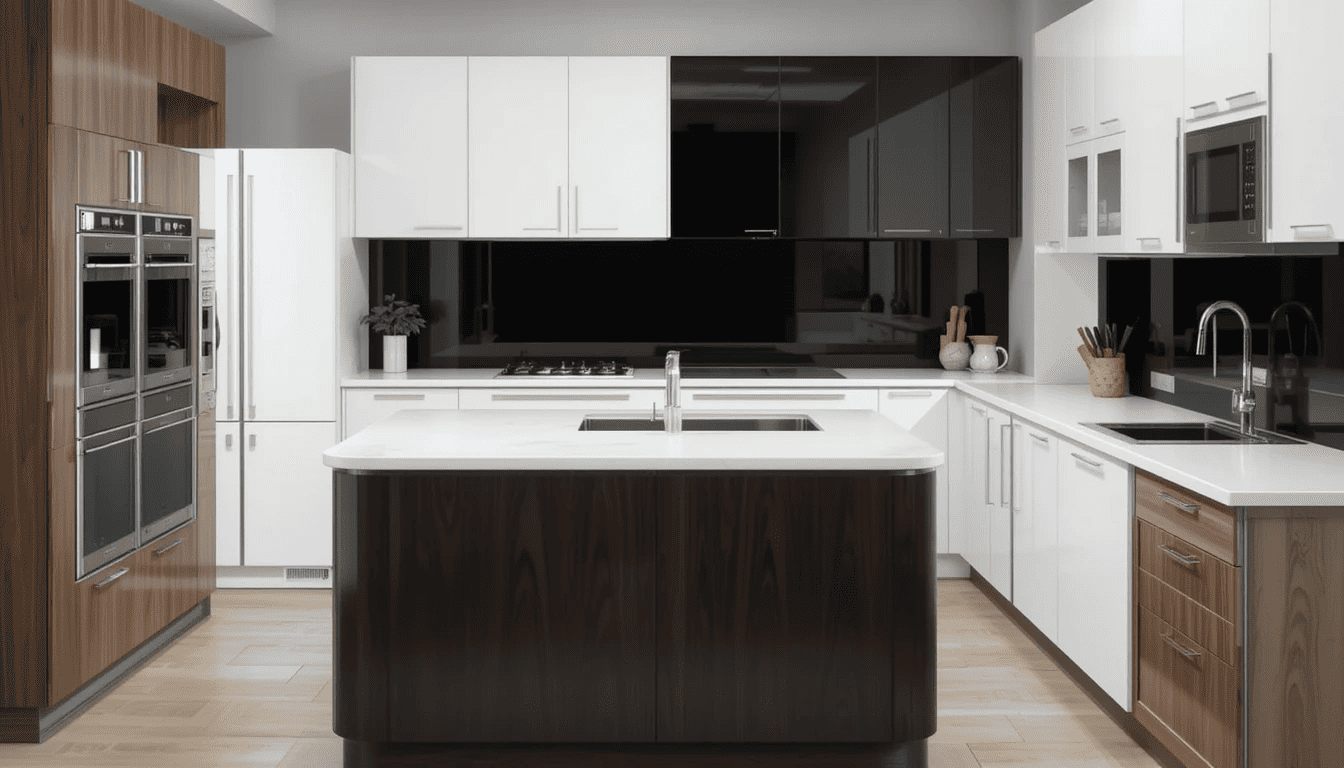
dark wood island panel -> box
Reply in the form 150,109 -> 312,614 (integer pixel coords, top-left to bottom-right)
334,469 -> 935,768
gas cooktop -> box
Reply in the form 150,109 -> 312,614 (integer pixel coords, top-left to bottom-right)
496,359 -> 634,377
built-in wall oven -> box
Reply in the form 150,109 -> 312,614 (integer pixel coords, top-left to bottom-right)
141,214 -> 195,391
78,207 -> 139,406
1186,116 -> 1264,247
78,396 -> 139,577
140,382 -> 195,542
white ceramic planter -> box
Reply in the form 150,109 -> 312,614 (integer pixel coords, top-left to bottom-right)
382,335 -> 407,373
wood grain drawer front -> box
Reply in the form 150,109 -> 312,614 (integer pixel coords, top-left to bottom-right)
686,389 -> 880,411
1138,606 -> 1240,768
75,556 -> 144,687
459,388 -> 663,412
344,389 -> 459,437
1137,519 -> 1238,624
1135,470 -> 1236,564
142,523 -> 199,635
1137,568 -> 1237,666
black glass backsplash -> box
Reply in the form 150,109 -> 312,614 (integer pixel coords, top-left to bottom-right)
369,238 -> 1009,369
1101,250 -> 1344,449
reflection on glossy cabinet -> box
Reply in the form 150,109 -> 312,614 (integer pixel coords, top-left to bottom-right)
1057,441 -> 1131,709
568,57 -> 669,239
876,57 -> 949,239
670,57 -> 780,237
949,57 -> 1020,239
1269,0 -> 1344,243
352,57 -> 469,239
781,57 -> 877,238
1010,419 -> 1059,642
469,57 -> 570,238
1184,0 -> 1269,120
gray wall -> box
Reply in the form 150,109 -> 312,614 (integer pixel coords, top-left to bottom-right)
226,0 -> 1026,150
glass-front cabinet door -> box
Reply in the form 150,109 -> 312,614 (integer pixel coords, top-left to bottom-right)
1066,141 -> 1094,253
778,57 -> 877,238
670,57 -> 780,237
1093,132 -> 1124,253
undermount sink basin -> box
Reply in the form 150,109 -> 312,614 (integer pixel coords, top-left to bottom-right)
1083,422 -> 1303,445
579,415 -> 821,432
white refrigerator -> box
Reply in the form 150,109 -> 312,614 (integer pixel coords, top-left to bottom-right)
196,148 -> 353,572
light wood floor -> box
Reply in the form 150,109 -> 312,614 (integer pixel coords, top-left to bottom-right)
0,580 -> 1161,767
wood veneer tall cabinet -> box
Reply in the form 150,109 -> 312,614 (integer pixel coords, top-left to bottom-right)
0,0 -> 224,743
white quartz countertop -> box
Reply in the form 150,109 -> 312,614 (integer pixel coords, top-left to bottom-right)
959,382 -> 1344,507
322,408 -> 944,472
341,368 -> 1033,388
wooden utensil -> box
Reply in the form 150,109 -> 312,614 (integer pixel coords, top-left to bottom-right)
956,306 -> 968,343
939,334 -> 949,350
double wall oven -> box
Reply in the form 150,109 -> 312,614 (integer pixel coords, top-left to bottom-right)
76,206 -> 198,578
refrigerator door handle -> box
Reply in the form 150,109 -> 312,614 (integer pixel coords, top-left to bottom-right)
246,173 -> 256,421
224,173 -> 236,420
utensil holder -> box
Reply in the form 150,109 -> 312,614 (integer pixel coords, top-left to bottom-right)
1083,351 -> 1126,397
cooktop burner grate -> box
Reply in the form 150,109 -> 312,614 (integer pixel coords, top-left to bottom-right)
496,359 -> 634,377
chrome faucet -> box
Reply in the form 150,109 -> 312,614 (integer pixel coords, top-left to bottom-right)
664,350 -> 682,434
1194,300 -> 1256,437
1268,300 -> 1321,363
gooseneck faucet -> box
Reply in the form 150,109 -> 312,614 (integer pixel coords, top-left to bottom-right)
1194,301 -> 1256,437
664,350 -> 682,434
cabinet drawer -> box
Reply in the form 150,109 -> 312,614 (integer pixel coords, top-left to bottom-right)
1137,519 -> 1238,624
75,554 -> 145,687
1137,567 -> 1236,666
344,388 -> 459,437
142,522 -> 200,632
684,389 -> 879,411
459,388 -> 662,412
1135,470 -> 1236,564
1137,605 -> 1239,768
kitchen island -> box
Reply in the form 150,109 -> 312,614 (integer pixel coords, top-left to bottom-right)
324,408 -> 941,768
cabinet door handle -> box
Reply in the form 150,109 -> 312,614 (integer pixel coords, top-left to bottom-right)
492,393 -> 629,401
969,404 -> 987,415
693,393 -> 844,401
249,433 -> 256,450
225,172 -> 237,420
1000,423 -> 1011,508
1190,101 -> 1218,112
956,229 -> 994,233
1158,544 -> 1201,566
117,150 -> 137,203
984,416 -> 993,506
1070,125 -> 1088,134
1158,492 -> 1200,514
1100,118 -> 1121,126
225,433 -> 232,449
1175,117 -> 1182,244
94,567 -> 130,588
372,393 -> 426,401
887,390 -> 933,398
154,537 -> 186,556
1031,432 -> 1049,444
1161,632 -> 1202,660
523,186 -> 564,231
1071,452 -> 1103,469
744,229 -> 778,235
884,228 -> 932,233
1226,90 -> 1257,103
1289,224 -> 1332,239
411,225 -> 464,230
574,186 -> 618,232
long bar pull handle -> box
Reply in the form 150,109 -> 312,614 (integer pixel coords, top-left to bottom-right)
885,228 -> 932,233
153,537 -> 186,556
1162,632 -> 1202,660
984,414 -> 993,506
1031,432 -> 1049,444
574,186 -> 618,232
1159,544 -> 1201,566
956,229 -> 995,233
1000,423 -> 1012,509
492,393 -> 630,401
1176,118 -> 1182,243
969,404 -> 987,415
744,229 -> 778,235
246,174 -> 256,420
1071,452 -> 1103,469
1190,101 -> 1218,112
692,393 -> 845,401
224,173 -> 236,420
94,567 -> 130,588
411,226 -> 464,231
886,390 -> 934,398
1226,90 -> 1258,103
1100,118 -> 1122,126
1158,492 -> 1200,515
1070,125 -> 1088,135
117,150 -> 137,203
372,394 -> 426,401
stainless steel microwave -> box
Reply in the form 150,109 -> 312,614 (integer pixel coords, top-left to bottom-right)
1186,116 -> 1264,247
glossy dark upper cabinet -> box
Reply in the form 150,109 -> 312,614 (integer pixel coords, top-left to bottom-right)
671,57 -> 780,238
877,57 -> 951,239
778,58 -> 878,238
949,57 -> 1021,238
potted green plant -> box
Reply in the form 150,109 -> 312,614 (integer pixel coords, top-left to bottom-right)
361,293 -> 426,373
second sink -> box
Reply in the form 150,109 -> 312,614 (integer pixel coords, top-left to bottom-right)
580,415 -> 821,432
1083,422 -> 1303,445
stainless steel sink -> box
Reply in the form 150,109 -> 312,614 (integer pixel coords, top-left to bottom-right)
1083,422 -> 1303,445
579,415 -> 821,432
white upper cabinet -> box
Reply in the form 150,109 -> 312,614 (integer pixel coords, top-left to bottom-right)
1184,0 -> 1269,121
469,56 -> 571,238
568,57 -> 669,239
1062,3 -> 1096,145
1033,20 -> 1069,253
1270,0 -> 1344,242
353,57 -> 468,239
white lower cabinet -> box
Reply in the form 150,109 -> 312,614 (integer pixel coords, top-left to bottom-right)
216,422 -> 242,567
961,396 -> 1012,598
685,389 -> 879,412
878,388 -> 950,553
343,388 -> 459,439
1056,438 -> 1132,710
241,421 -> 338,567
1010,418 -> 1059,642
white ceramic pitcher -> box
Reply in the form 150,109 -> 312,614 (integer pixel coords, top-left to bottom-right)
968,335 -> 1009,373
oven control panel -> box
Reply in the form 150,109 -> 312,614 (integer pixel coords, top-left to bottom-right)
78,207 -> 136,235
142,214 -> 193,237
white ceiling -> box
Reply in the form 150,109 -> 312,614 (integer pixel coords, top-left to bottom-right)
133,0 -> 274,44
